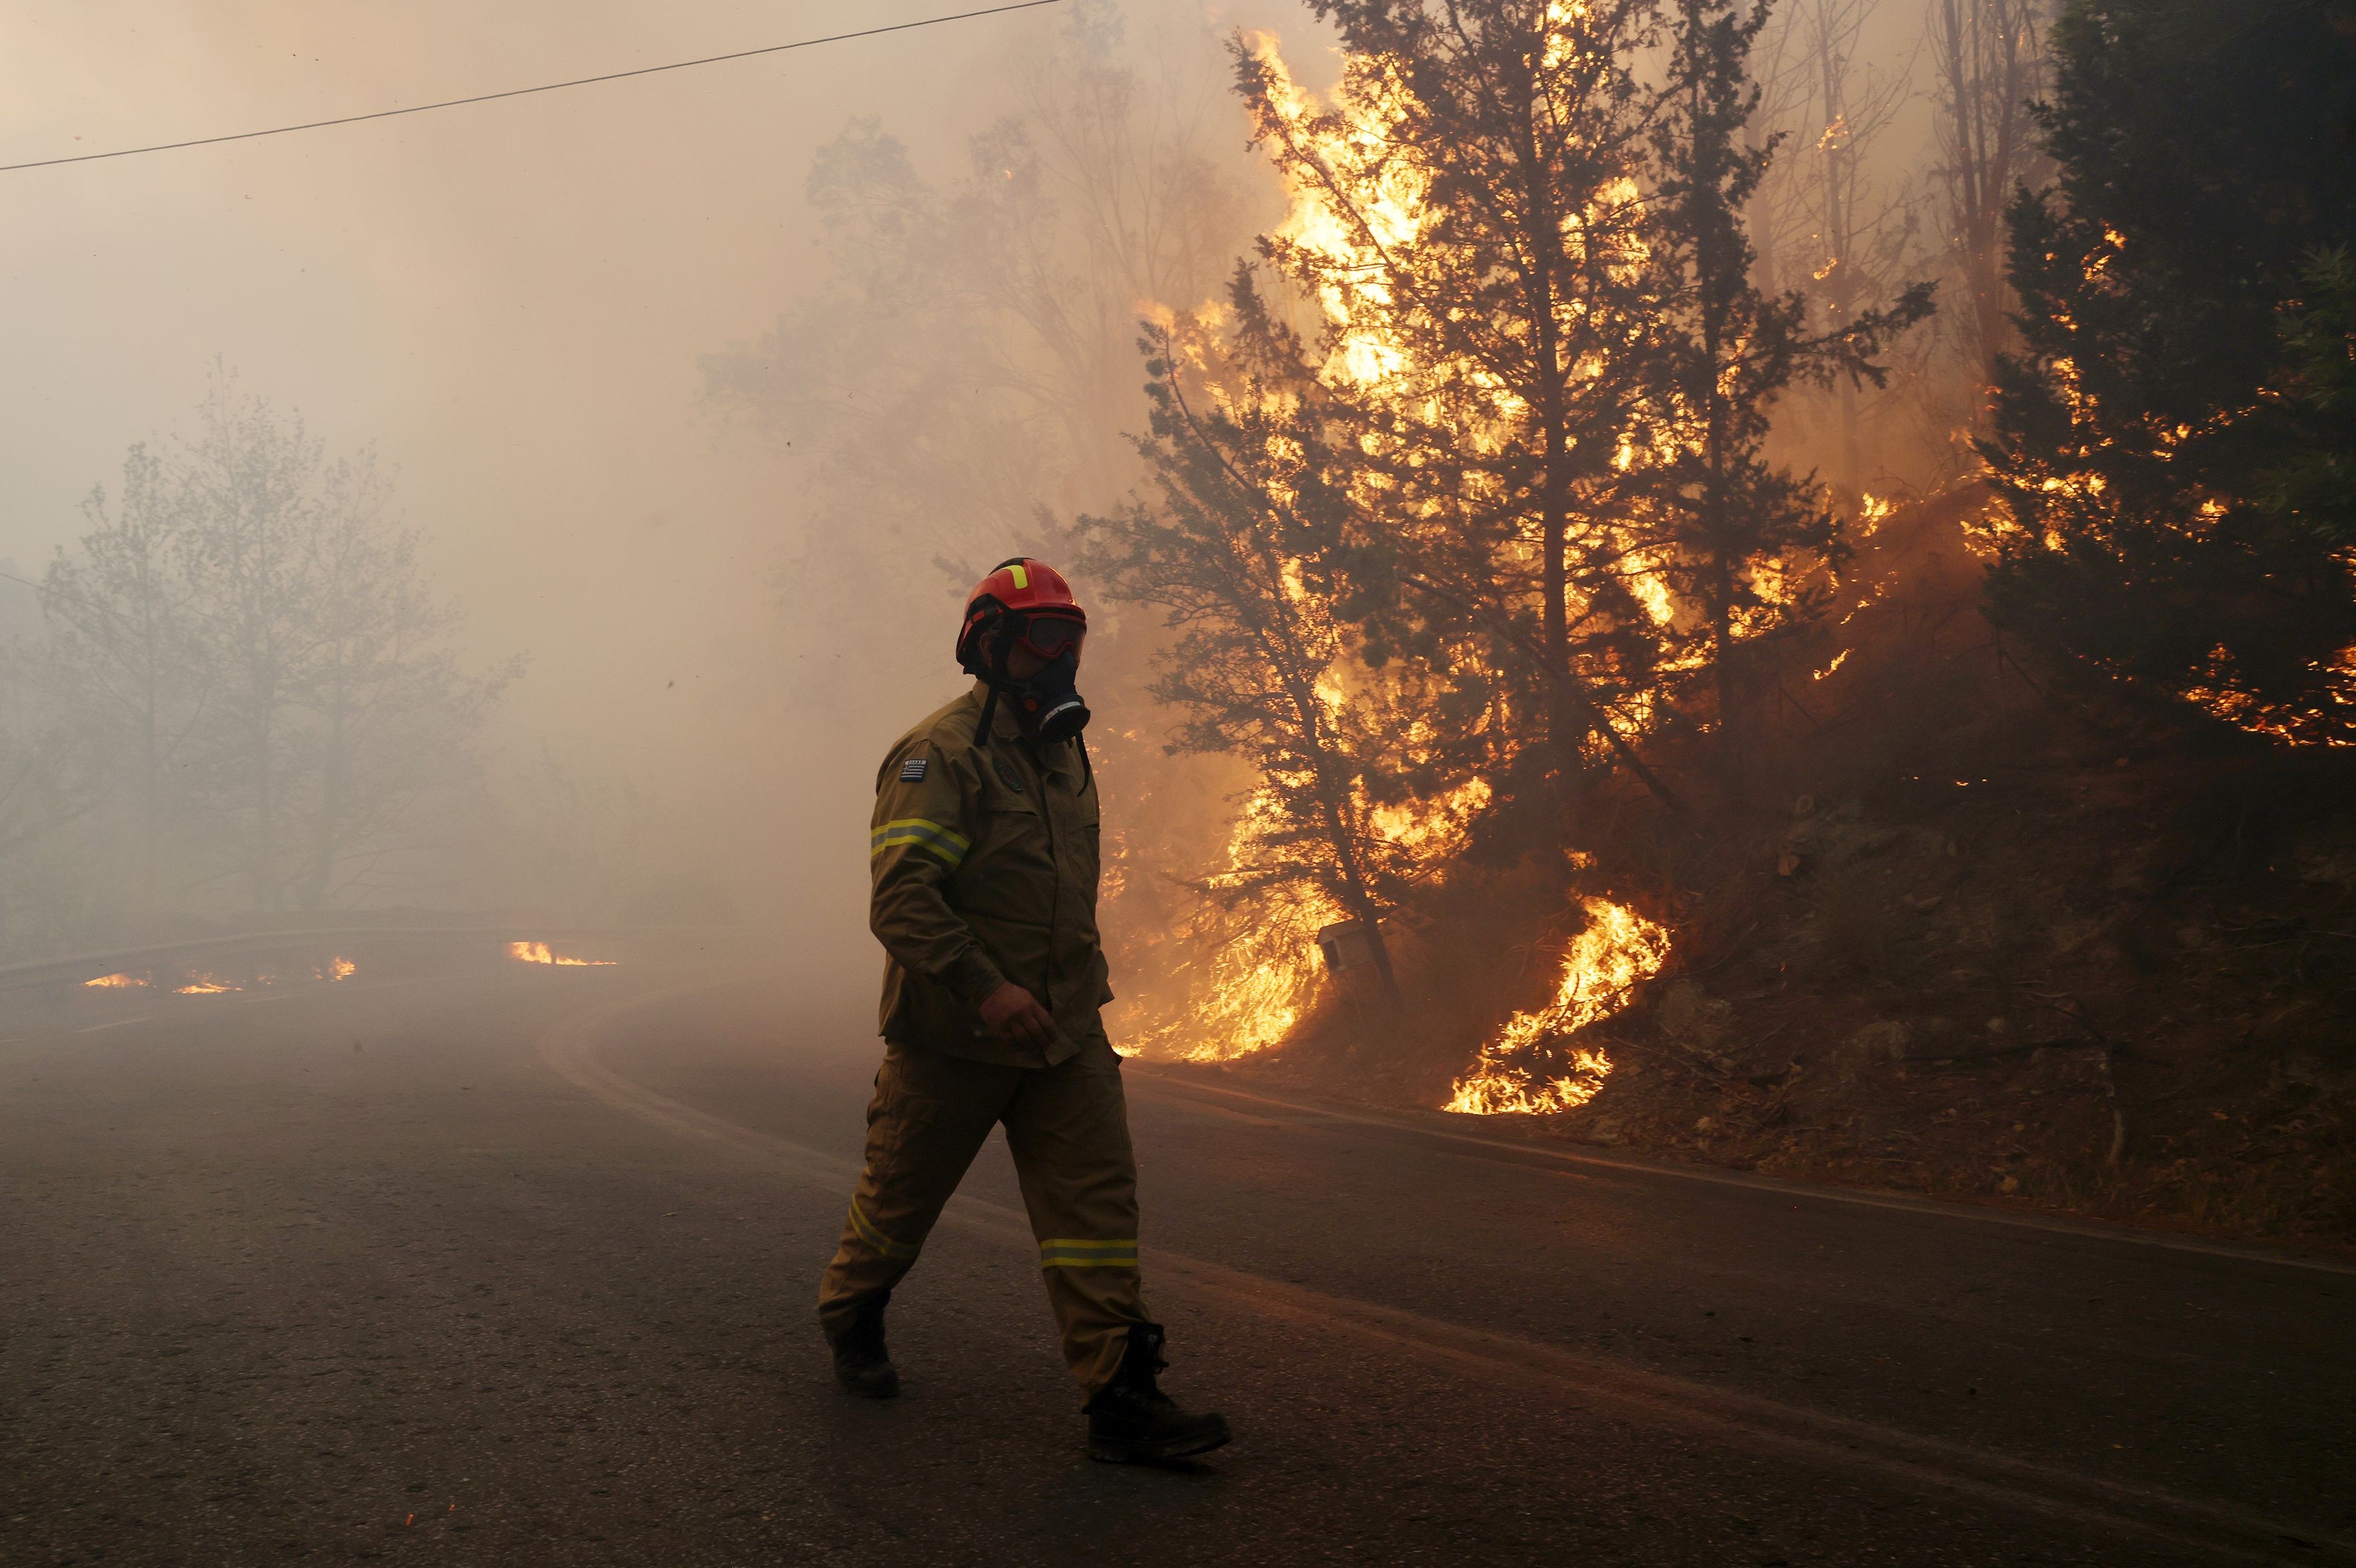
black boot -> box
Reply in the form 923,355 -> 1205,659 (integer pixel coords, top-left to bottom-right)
825,1297 -> 899,1399
1085,1322 -> 1230,1464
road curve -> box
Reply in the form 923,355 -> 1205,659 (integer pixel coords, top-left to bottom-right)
3,959 -> 2349,1565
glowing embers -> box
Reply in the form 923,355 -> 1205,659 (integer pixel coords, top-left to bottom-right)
1445,897 -> 1669,1115
507,940 -> 616,968
2182,641 -> 2356,748
84,972 -> 148,989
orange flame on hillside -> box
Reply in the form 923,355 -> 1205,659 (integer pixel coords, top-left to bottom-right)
1174,772 -> 1500,1062
176,976 -> 236,995
1446,898 -> 1670,1114
507,940 -> 615,968
2182,642 -> 2356,748
84,972 -> 147,989
1142,28 -> 1708,1078
1177,880 -> 1346,1064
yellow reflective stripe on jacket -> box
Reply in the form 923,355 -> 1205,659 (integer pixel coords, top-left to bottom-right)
870,817 -> 971,867
849,1197 -> 922,1261
1038,1237 -> 1138,1269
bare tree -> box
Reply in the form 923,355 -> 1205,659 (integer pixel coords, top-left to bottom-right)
1748,0 -> 1924,505
49,366 -> 514,915
1932,0 -> 2052,424
175,370 -> 329,910
40,444 -> 212,910
291,477 -> 519,908
0,641 -> 93,954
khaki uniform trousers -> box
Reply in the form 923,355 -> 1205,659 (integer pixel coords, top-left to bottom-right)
817,1037 -> 1149,1394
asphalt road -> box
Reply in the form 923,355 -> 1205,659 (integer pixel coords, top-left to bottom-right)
3,954 -> 2350,1566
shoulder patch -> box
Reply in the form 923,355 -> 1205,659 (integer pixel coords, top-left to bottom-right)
899,757 -> 929,782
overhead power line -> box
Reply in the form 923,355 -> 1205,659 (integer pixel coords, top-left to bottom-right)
0,1 -> 1065,175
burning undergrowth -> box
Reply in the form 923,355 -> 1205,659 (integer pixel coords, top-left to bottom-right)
1087,2 -> 2352,1250
1445,898 -> 1672,1115
1131,490 -> 2356,1251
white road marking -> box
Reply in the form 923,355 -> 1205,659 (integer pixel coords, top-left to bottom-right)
537,983 -> 2356,1565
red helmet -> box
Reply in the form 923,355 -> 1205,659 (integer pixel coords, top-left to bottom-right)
956,557 -> 1087,674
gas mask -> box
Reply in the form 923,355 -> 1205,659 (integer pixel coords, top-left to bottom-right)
965,608 -> 1091,747
1004,648 -> 1091,743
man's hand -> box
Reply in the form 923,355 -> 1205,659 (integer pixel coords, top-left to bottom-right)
979,981 -> 1057,1050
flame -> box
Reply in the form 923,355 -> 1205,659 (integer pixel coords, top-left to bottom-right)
1243,32 -> 1429,391
1367,775 -> 1492,859
2182,642 -> 2356,747
1134,23 -> 1723,1073
1446,898 -> 1669,1114
176,976 -> 236,995
1178,880 -> 1346,1063
84,972 -> 147,989
1232,23 -> 1694,774
507,940 -> 616,967
1154,785 -> 1347,1062
1982,295 -> 2347,743
1162,766 -> 1504,1063
324,957 -> 356,981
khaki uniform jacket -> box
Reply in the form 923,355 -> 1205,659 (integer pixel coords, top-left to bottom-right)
869,682 -> 1112,1068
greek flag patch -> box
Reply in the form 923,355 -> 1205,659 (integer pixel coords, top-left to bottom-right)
899,758 -> 928,782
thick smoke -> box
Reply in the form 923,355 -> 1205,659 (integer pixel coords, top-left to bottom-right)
0,0 -> 2026,1001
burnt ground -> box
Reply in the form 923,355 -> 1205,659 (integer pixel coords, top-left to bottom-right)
1190,497 -> 2356,1257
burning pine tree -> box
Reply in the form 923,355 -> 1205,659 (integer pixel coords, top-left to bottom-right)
1093,0 -> 1928,1093
1980,0 -> 2356,746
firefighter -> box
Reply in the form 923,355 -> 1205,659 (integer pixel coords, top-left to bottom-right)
817,557 -> 1232,1465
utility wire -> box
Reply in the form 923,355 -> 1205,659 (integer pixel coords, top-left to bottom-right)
0,1 -> 1064,175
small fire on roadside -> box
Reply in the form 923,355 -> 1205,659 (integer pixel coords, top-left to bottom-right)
82,958 -> 354,997
507,940 -> 616,968
1446,898 -> 1670,1115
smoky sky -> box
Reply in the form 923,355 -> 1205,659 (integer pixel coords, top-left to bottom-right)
0,0 -> 1959,962
0,1 -> 1173,948
0,2 -> 1062,726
